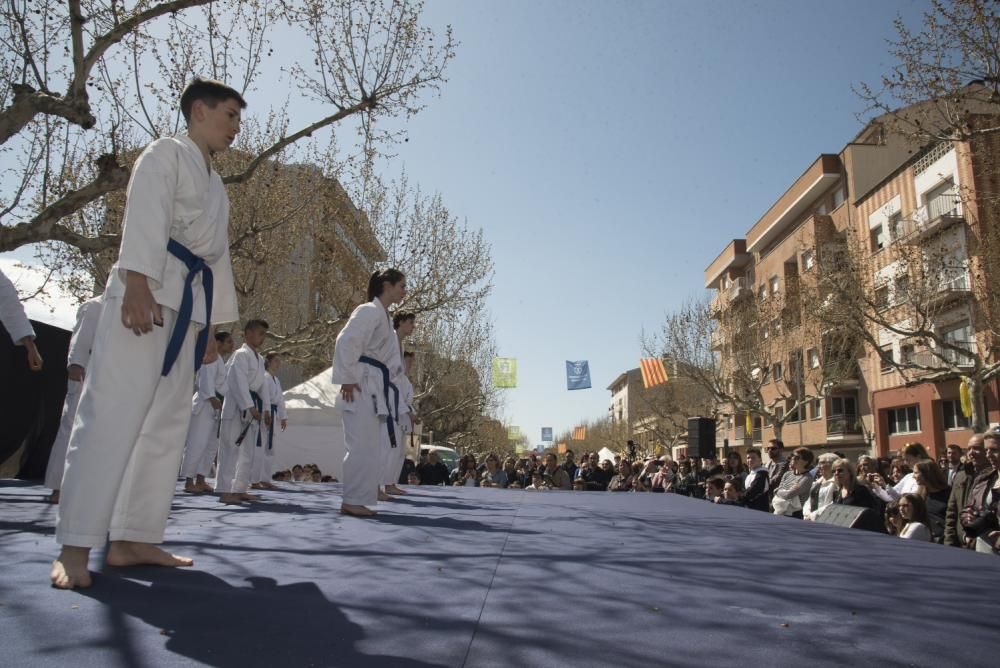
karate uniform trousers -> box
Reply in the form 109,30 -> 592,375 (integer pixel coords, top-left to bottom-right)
44,379 -> 82,490
216,345 -> 269,494
217,412 -> 263,493
381,378 -> 411,486
56,299 -> 197,547
180,358 -> 225,479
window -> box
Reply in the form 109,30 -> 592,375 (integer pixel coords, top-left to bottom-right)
787,401 -> 801,423
772,362 -> 783,380
940,320 -> 974,365
830,396 -> 857,416
811,398 -> 823,420
770,276 -> 780,294
833,187 -> 846,209
772,319 -> 781,337
871,224 -> 886,252
894,275 -> 910,305
887,405 -> 920,434
808,348 -> 820,368
900,344 -> 914,364
775,406 -> 784,422
802,249 -> 815,271
874,285 -> 890,310
817,203 -> 828,215
888,211 -> 903,241
879,345 -> 893,372
942,400 -> 971,430
758,284 -> 767,301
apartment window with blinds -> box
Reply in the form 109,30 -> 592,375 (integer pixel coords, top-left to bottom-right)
887,405 -> 920,434
871,224 -> 886,252
802,249 -> 815,271
811,398 -> 823,420
769,275 -> 779,294
833,187 -> 846,209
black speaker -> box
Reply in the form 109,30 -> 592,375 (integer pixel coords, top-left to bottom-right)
815,504 -> 883,532
687,417 -> 716,459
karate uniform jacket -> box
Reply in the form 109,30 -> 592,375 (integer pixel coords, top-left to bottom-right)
265,373 -> 287,420
104,134 -> 238,327
332,298 -> 403,417
0,268 -> 34,343
222,344 -> 271,420
191,357 -> 227,416
67,297 -> 102,369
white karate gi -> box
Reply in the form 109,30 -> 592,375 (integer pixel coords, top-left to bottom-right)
215,344 -> 271,493
0,268 -> 35,344
332,298 -> 403,507
44,296 -> 102,491
381,373 -> 413,485
180,356 -> 227,479
56,134 -> 238,548
251,372 -> 287,484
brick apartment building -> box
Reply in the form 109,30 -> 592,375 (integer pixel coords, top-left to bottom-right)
705,95 -> 1000,460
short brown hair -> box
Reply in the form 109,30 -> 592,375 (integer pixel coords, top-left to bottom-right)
180,78 -> 246,123
792,447 -> 814,467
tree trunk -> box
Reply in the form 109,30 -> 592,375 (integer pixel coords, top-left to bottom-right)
969,374 -> 988,433
771,419 -> 783,441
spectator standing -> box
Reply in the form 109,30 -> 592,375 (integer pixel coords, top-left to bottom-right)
944,443 -> 964,486
743,449 -> 770,511
540,453 -> 571,490
417,451 -> 449,486
562,450 -> 578,482
945,434 -> 988,547
897,493 -> 933,541
831,460 -> 879,510
481,455 -> 509,488
766,439 -> 789,505
803,453 -> 839,521
607,460 -> 634,492
912,459 -> 950,542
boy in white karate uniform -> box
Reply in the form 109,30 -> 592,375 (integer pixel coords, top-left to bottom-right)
382,351 -> 418,496
333,270 -> 406,517
251,353 -> 288,490
0,268 -> 43,371
180,330 -> 233,493
215,319 -> 272,504
44,295 -> 102,504
51,79 -> 244,589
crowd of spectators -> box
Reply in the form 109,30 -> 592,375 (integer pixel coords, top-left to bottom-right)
403,432 -> 1000,554
271,463 -> 337,484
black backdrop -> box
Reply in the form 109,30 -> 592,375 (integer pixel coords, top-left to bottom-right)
0,319 -> 70,479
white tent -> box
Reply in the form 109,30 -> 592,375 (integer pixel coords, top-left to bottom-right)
597,446 -> 617,464
274,367 -> 345,480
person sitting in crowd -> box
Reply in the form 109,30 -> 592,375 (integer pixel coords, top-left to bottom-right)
869,442 -> 930,503
417,450 -> 450,486
407,472 -> 420,485
766,439 -> 789,501
720,477 -> 743,505
636,458 -> 659,490
562,450 -> 578,481
772,447 -> 814,518
856,455 -> 880,486
651,459 -> 676,493
673,458 -> 697,497
804,452 -> 839,521
608,460 -> 634,492
502,457 -> 519,486
582,454 -> 612,491
291,464 -> 306,482
705,476 -> 726,503
540,452 -> 571,490
885,501 -> 903,536
912,458 -> 950,542
525,471 -> 549,490
831,459 -> 878,510
451,455 -> 479,487
398,457 -> 416,486
480,454 -> 509,488
743,448 -> 770,511
897,493 -> 932,541
723,450 -> 748,485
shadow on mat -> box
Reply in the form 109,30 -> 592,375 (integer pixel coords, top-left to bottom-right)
372,512 -> 537,535
78,570 -> 448,668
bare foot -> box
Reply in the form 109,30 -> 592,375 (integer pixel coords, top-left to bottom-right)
184,479 -> 203,494
107,541 -> 193,568
385,484 -> 406,496
50,546 -> 92,589
260,481 -> 278,490
219,493 -> 246,505
250,482 -> 265,490
377,490 -> 392,502
195,481 -> 214,493
340,503 -> 377,517
239,492 -> 262,501
46,490 -> 61,504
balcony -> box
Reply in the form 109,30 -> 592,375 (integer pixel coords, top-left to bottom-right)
710,329 -> 724,351
704,239 -> 751,289
734,426 -> 763,443
826,413 -> 862,436
912,194 -> 963,239
727,277 -> 752,302
910,344 -> 976,370
927,271 -> 972,308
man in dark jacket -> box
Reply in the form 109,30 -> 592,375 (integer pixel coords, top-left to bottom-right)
744,448 -> 770,511
417,450 -> 450,486
945,434 -> 988,547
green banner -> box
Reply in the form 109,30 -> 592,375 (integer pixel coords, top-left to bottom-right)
492,357 -> 517,388
507,425 -> 521,441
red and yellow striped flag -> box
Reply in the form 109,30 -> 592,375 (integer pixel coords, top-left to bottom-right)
640,358 -> 669,388
572,426 -> 587,441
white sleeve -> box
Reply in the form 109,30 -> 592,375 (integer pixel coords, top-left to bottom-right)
115,139 -> 177,289
275,378 -> 287,419
67,299 -> 101,368
194,364 -> 215,405
0,269 -> 35,343
332,306 -> 378,385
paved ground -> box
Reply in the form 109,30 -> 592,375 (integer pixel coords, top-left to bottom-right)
2,479 -> 998,667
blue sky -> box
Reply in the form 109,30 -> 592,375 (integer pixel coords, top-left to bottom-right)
3,0 -> 931,445
376,0 -> 928,443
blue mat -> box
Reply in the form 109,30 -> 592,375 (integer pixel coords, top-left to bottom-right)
1,480 -> 998,667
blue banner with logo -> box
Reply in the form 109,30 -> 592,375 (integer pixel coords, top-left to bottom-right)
566,360 -> 592,391
541,427 -> 553,441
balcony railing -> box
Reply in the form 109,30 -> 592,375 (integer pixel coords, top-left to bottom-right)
726,277 -> 751,301
912,193 -> 963,238
826,413 -> 861,435
910,344 -> 976,369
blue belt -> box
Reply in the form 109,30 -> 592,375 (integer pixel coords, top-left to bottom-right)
359,356 -> 399,448
161,239 -> 213,377
267,403 -> 278,450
